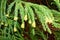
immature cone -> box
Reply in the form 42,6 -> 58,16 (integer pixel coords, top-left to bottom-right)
14,27 -> 17,32
5,24 -> 8,26
1,22 -> 4,25
32,21 -> 36,28
14,17 -> 18,21
24,15 -> 27,21
21,22 -> 25,28
45,17 -> 53,24
5,14 -> 9,17
28,20 -> 32,24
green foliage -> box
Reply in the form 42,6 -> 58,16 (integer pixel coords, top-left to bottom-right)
54,30 -> 60,40
0,0 -> 60,40
53,0 -> 60,11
